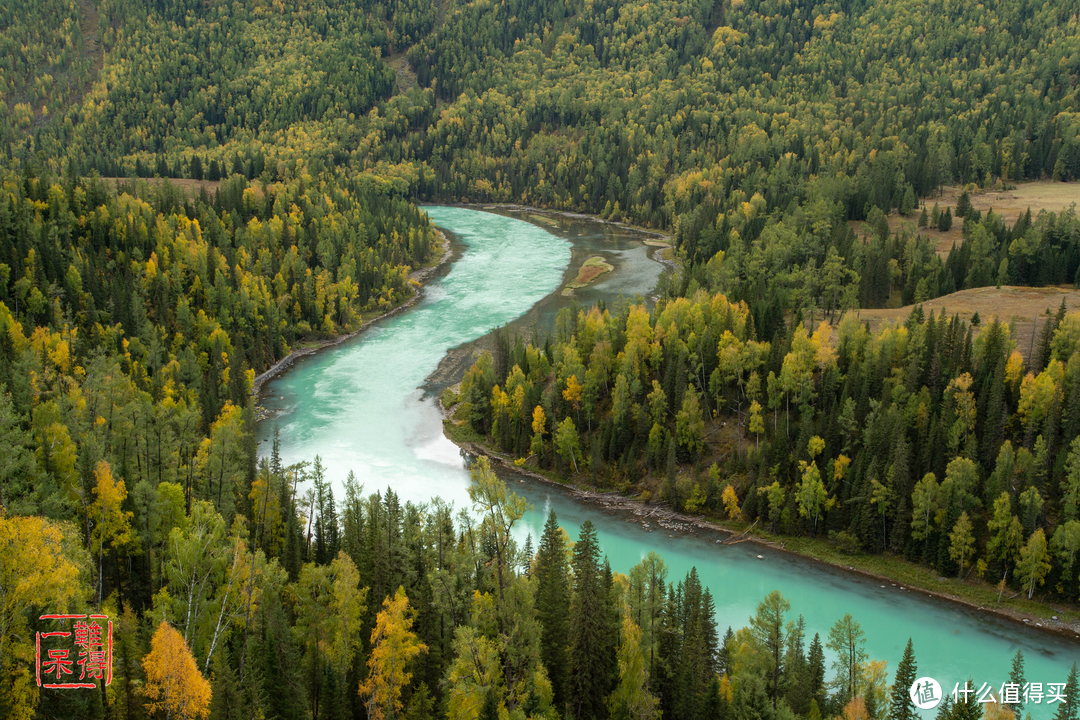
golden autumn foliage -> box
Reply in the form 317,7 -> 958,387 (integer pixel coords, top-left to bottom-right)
89,460 -> 134,572
359,587 -> 428,720
842,695 -> 870,720
141,621 -> 212,720
721,484 -> 742,522
0,514 -> 86,720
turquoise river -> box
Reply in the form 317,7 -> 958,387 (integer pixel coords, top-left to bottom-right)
258,207 -> 1079,716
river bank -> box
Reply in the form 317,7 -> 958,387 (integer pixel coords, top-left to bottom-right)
439,396 -> 1080,644
258,205 -> 1079,693
439,202 -> 681,278
251,229 -> 453,400
438,202 -> 673,240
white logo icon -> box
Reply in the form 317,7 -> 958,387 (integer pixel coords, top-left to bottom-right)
910,677 -> 943,710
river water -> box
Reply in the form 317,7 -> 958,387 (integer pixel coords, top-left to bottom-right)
258,207 -> 1078,715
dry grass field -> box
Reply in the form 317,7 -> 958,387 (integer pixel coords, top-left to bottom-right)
852,181 -> 1080,257
97,176 -> 225,196
850,285 -> 1080,359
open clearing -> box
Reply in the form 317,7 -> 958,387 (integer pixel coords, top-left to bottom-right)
96,176 -> 223,193
91,176 -> 274,199
850,285 -> 1080,359
852,181 -> 1080,257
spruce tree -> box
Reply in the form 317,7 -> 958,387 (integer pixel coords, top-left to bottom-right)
887,638 -> 917,720
783,616 -> 811,715
718,626 -> 735,677
901,186 -> 916,216
210,651 -> 246,720
956,190 -> 972,219
750,589 -> 790,710
808,632 -> 826,709
1009,649 -> 1025,717
938,207 -> 953,231
1054,664 -> 1079,720
535,509 -> 572,709
733,673 -> 773,720
567,520 -> 617,720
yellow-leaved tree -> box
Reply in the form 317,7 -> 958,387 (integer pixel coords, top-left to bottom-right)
141,621 -> 211,720
0,514 -> 86,720
359,587 -> 427,720
88,459 -> 134,604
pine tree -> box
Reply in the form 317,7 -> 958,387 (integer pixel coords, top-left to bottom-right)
888,639 -> 917,720
535,509 -> 572,709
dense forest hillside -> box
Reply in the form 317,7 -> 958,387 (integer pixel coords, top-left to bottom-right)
2,0 -> 1080,718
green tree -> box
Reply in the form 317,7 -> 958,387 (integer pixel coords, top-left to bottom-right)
1053,663 -> 1079,720
938,206 -> 953,231
535,509 -> 572,708
986,493 -> 1023,573
555,416 -> 582,474
607,611 -> 660,720
808,632 -> 827,708
750,589 -> 790,711
1062,436 -> 1080,521
827,613 -> 867,705
888,639 -> 917,720
1009,650 -> 1026,717
797,461 -> 828,535
468,456 -> 530,599
910,473 -> 941,551
1017,529 -> 1051,599
675,385 -> 705,457
1051,521 -> 1080,598
956,190 -> 972,219
88,459 -> 135,603
949,512 -> 975,578
567,520 -> 617,720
